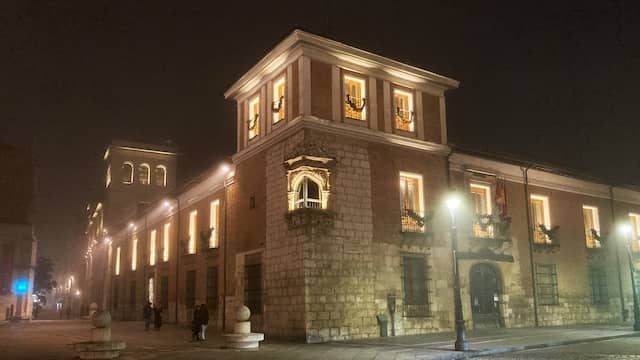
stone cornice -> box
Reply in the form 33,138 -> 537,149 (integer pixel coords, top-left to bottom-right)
225,30 -> 459,101
232,115 -> 451,164
450,153 -> 640,205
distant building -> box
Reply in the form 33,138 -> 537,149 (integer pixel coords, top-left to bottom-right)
79,140 -> 176,313
0,141 -> 37,320
80,30 -> 640,342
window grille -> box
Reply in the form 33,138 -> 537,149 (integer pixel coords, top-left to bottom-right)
535,264 -> 559,305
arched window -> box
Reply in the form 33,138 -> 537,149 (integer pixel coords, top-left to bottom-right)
155,165 -> 167,187
295,177 -> 322,209
121,162 -> 134,184
139,164 -> 150,185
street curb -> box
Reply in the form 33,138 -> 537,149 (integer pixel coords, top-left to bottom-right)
421,332 -> 640,360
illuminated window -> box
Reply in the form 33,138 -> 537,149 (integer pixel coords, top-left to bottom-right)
115,246 -> 121,276
155,165 -> 167,187
400,172 -> 424,232
163,223 -> 170,262
343,75 -> 366,120
530,195 -> 551,244
394,89 -> 414,131
583,206 -> 601,249
122,162 -> 134,184
248,96 -> 260,140
139,164 -> 150,185
149,229 -> 157,265
131,235 -> 138,271
630,213 -> 640,252
106,165 -> 112,188
272,77 -> 286,123
148,277 -> 154,304
470,183 -> 493,238
294,177 -> 322,209
209,200 -> 220,248
188,210 -> 197,254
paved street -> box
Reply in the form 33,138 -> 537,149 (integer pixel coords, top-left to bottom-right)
480,337 -> 640,359
0,320 -> 638,360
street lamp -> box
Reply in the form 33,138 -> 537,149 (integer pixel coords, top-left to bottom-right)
619,223 -> 640,331
445,193 -> 469,351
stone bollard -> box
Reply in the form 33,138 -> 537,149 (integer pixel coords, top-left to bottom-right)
221,305 -> 264,349
73,310 -> 126,359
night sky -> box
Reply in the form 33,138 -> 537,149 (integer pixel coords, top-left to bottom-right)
3,1 -> 639,272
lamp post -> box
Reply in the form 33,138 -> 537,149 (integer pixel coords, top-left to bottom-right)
620,224 -> 640,331
446,194 -> 469,351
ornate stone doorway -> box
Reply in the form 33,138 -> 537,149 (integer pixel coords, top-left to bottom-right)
469,263 -> 503,329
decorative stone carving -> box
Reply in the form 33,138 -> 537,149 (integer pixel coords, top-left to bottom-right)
222,305 -> 265,349
73,311 -> 126,359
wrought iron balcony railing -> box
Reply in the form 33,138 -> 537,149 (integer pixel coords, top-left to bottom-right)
401,209 -> 425,233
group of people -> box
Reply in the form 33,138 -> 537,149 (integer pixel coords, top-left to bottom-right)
142,302 -> 163,331
142,302 -> 210,341
191,304 -> 210,341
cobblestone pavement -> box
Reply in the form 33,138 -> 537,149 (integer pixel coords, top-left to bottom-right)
0,320 -> 638,360
479,337 -> 640,359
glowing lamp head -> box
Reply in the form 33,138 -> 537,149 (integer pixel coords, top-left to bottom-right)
13,279 -> 29,295
221,164 -> 231,173
75,290 -> 81,296
445,194 -> 462,213
620,223 -> 633,236
104,236 -> 112,245
163,200 -> 171,208
128,222 -> 135,229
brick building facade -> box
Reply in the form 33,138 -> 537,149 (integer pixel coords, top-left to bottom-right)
78,30 -> 640,342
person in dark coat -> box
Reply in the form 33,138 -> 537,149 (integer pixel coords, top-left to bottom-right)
191,305 -> 201,341
199,305 -> 209,340
143,302 -> 153,331
153,304 -> 162,330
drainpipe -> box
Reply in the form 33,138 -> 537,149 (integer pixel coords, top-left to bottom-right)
610,185 -> 627,321
522,165 -> 539,327
222,179 -> 229,332
174,197 -> 181,324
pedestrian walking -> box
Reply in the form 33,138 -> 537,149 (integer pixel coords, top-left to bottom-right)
66,306 -> 71,320
199,304 -> 209,341
153,304 -> 162,330
191,305 -> 201,341
143,302 -> 153,331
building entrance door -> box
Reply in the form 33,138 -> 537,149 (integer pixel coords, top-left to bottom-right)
470,263 -> 503,329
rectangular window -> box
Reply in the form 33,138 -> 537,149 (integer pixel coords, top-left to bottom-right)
106,165 -> 111,188
630,213 -> 640,252
583,206 -> 601,249
588,266 -> 608,305
399,172 -> 424,233
163,223 -> 170,262
160,276 -> 169,310
206,266 -> 218,310
245,255 -> 262,315
248,96 -> 260,140
530,195 -> 551,244
129,281 -> 136,307
188,210 -> 197,254
470,183 -> 493,238
273,77 -> 286,123
402,256 -> 430,317
131,236 -> 138,271
185,270 -> 196,309
149,229 -> 156,265
209,200 -> 220,248
115,246 -> 121,275
535,263 -> 559,305
148,277 -> 154,304
112,281 -> 119,309
393,89 -> 414,131
343,75 -> 366,120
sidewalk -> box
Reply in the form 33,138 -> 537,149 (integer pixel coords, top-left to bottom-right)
0,320 -> 637,359
333,324 -> 640,359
